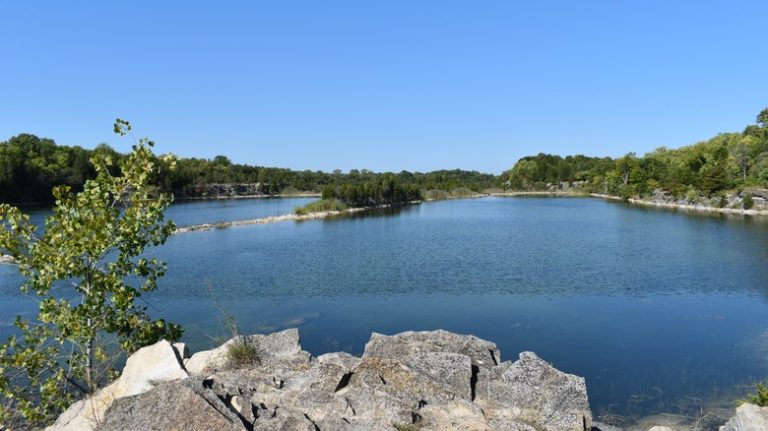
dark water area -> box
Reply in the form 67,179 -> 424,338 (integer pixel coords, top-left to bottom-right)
2,196 -> 768,422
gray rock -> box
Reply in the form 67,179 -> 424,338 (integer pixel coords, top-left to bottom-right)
60,329 -> 594,431
363,329 -> 500,369
47,339 -> 188,431
401,352 -> 473,399
99,379 -> 245,431
592,421 -> 623,431
479,351 -> 592,431
183,183 -> 267,198
720,403 -> 768,431
186,328 -> 308,375
317,351 -> 362,370
173,342 -> 189,360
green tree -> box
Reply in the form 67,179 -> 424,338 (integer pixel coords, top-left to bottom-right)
0,120 -> 182,428
212,155 -> 231,166
731,136 -> 754,181
698,161 -> 729,194
757,108 -> 768,129
616,153 -> 638,186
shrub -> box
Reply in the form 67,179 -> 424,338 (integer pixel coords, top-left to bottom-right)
685,188 -> 699,204
746,382 -> 768,407
226,337 -> 260,368
743,193 -> 754,210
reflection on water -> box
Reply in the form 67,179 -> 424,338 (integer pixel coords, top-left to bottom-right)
2,196 -> 768,424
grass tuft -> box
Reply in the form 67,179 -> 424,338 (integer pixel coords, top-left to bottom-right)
226,336 -> 260,367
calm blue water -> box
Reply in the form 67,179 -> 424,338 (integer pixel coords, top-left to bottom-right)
2,196 -> 768,421
165,197 -> 314,227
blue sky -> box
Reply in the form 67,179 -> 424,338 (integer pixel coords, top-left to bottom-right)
1,1 -> 766,173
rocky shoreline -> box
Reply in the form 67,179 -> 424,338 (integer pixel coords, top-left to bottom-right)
174,201 -> 421,234
174,183 -> 317,199
174,207 -> 369,234
41,329 -> 764,431
492,189 -> 768,216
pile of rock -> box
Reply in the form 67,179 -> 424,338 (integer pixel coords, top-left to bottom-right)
46,329 -> 592,431
42,328 -> 768,431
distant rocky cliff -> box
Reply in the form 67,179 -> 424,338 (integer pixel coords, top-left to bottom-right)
41,329 -> 766,431
179,183 -> 268,198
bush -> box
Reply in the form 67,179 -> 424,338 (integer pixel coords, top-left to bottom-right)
718,195 -> 728,208
746,382 -> 768,406
685,188 -> 699,204
743,193 -> 754,210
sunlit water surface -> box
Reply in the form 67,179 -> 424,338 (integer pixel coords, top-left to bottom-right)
2,196 -> 768,423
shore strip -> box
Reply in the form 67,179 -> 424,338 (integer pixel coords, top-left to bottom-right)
590,193 -> 768,216
174,192 -> 321,202
490,191 -> 588,197
174,206 -> 369,234
492,191 -> 768,216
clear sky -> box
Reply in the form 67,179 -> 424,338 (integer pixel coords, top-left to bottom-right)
1,1 -> 766,174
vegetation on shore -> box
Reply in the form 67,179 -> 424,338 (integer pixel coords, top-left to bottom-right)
503,108 -> 768,201
294,199 -> 348,215
0,120 -> 182,428
294,177 -> 421,215
321,177 -> 422,207
0,133 -> 498,204
6,108 -> 766,208
423,187 -> 485,200
746,382 -> 768,407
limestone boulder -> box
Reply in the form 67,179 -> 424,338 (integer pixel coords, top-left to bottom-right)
46,339 -> 187,431
185,328 -> 307,375
46,329 -> 595,431
479,351 -> 592,431
363,329 -> 500,369
99,379 -> 244,431
720,403 -> 768,431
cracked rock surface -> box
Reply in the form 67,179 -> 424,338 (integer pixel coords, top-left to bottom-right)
50,328 -> 594,431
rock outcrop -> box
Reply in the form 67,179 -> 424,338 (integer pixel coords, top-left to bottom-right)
45,339 -> 188,431
180,183 -> 267,198
46,329 -> 595,431
720,403 -> 768,430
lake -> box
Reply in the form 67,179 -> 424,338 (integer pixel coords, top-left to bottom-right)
2,196 -> 768,424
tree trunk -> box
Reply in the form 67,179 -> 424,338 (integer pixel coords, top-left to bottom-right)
84,271 -> 96,392
85,324 -> 95,392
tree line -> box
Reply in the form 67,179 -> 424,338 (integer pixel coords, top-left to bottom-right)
320,177 -> 422,207
4,107 -> 766,205
503,108 -> 768,198
0,135 -> 499,204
